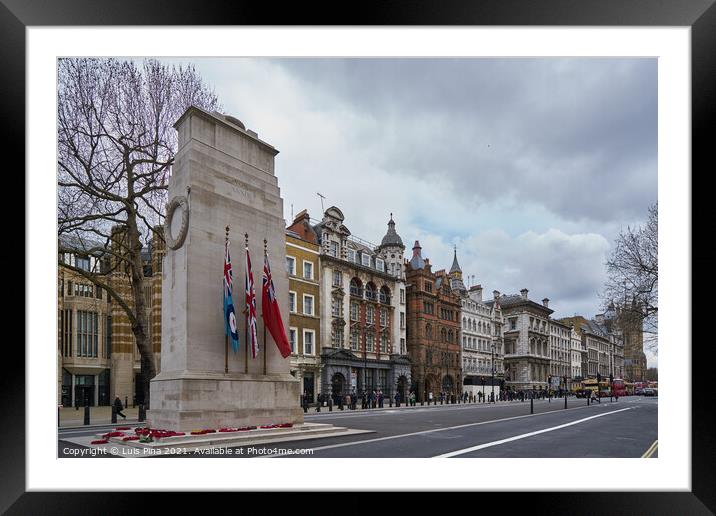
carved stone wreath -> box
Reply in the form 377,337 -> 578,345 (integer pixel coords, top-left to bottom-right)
164,195 -> 189,250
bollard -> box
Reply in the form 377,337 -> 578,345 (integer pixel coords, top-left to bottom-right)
564,395 -> 568,409
389,398 -> 393,408
138,404 -> 146,422
421,400 -> 424,406
303,404 -> 307,413
329,399 -> 333,412
125,396 -> 128,409
530,398 -> 534,415
111,405 -> 117,423
587,396 -> 590,406
84,404 -> 90,426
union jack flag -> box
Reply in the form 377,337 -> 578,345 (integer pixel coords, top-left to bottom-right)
223,239 -> 239,353
245,244 -> 259,359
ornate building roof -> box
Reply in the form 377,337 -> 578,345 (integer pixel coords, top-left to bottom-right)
408,240 -> 425,270
379,213 -> 404,249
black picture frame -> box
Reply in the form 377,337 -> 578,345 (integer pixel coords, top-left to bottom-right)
4,1 -> 709,513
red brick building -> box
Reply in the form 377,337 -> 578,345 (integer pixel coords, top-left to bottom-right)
405,241 -> 462,402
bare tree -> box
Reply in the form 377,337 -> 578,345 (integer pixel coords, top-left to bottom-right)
57,58 -> 220,407
602,203 -> 658,342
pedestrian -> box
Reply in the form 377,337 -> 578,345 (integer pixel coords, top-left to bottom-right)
428,391 -> 433,404
113,396 -> 126,419
378,389 -> 384,408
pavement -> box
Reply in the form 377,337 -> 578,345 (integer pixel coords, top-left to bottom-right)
58,395 -> 657,458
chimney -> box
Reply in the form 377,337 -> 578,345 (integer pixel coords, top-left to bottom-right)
493,290 -> 500,300
520,288 -> 529,300
542,298 -> 549,308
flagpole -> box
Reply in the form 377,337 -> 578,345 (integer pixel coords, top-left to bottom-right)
263,238 -> 268,376
225,225 -> 230,374
244,233 -> 249,374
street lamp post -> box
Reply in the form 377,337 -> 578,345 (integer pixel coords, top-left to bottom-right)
491,342 -> 495,403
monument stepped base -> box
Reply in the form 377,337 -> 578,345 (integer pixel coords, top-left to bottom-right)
148,371 -> 303,432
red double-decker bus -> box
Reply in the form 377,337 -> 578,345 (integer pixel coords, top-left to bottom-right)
611,378 -> 627,397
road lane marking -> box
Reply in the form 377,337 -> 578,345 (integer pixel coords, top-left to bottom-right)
641,440 -> 658,458
434,407 -> 634,458
261,403 -> 618,457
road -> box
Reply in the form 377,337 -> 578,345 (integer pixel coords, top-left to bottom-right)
58,395 -> 657,458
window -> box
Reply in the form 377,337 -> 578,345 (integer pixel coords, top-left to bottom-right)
332,297 -> 341,317
376,258 -> 385,272
350,278 -> 362,297
288,292 -> 296,313
361,253 -> 371,267
366,333 -> 374,352
379,287 -> 390,304
289,328 -> 297,354
76,311 -> 98,358
286,256 -> 296,275
423,301 -> 434,315
366,306 -> 374,325
333,327 -> 344,348
400,338 -> 406,355
330,241 -> 339,257
67,281 -> 73,296
380,333 -> 388,353
400,289 -> 405,304
332,270 -> 342,287
62,309 -> 73,357
303,295 -> 314,316
303,330 -> 315,355
104,315 -> 112,358
351,332 -> 359,351
76,256 -> 90,271
303,260 -> 314,280
346,249 -> 356,263
510,318 -> 517,330
350,302 -> 359,321
380,309 -> 387,327
424,281 -> 433,293
400,311 -> 405,329
365,283 -> 376,301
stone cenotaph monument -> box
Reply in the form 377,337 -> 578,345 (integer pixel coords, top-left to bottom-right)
148,106 -> 303,432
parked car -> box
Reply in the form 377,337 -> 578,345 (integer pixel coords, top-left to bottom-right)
642,388 -> 657,397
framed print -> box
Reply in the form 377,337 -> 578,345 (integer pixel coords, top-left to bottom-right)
5,0 -> 712,513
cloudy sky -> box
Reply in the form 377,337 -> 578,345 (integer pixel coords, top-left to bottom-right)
162,57 -> 657,365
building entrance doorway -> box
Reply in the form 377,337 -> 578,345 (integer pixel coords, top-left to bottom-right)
303,372 -> 315,403
331,373 -> 346,404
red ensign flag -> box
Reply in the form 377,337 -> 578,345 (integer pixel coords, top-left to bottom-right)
261,250 -> 292,358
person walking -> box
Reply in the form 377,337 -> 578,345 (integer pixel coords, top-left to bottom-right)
113,396 -> 126,419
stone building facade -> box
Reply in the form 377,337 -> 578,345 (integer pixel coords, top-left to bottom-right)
455,258 -> 504,396
285,210 -> 322,403
549,318 -> 571,390
486,290 -> 553,391
58,227 -> 164,407
313,207 -> 410,402
405,241 -> 462,402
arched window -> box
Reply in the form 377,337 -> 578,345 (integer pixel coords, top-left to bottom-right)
365,282 -> 377,301
441,328 -> 447,342
425,324 -> 433,339
447,330 -> 453,343
379,285 -> 391,304
350,278 -> 363,297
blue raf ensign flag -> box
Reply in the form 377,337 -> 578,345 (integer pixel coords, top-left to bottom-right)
223,239 -> 240,353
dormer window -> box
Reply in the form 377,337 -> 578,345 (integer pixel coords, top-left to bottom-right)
346,249 -> 356,263
376,258 -> 385,272
330,241 -> 339,257
361,253 -> 371,268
